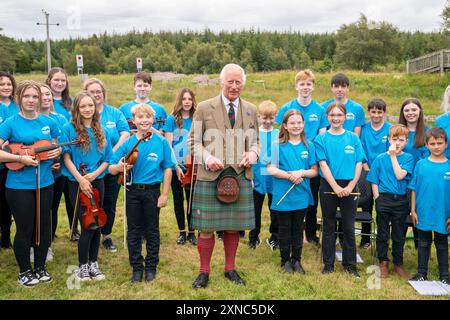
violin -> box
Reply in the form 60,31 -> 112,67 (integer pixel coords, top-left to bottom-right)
4,139 -> 82,171
181,154 -> 197,188
117,131 -> 152,185
79,163 -> 107,231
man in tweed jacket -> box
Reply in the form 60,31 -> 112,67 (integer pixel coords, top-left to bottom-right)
188,64 -> 259,289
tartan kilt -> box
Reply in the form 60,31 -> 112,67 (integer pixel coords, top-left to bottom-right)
191,176 -> 255,232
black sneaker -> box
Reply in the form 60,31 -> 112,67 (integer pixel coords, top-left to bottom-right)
440,276 -> 450,285
345,266 -> 361,278
176,233 -> 187,245
266,237 -> 279,251
248,238 -> 261,249
282,261 -> 294,274
410,273 -> 427,281
18,270 -> 39,288
217,232 -> 223,241
292,260 -> 306,274
187,232 -> 197,246
102,238 -> 118,253
34,267 -> 53,283
322,265 -> 334,274
71,229 -> 81,242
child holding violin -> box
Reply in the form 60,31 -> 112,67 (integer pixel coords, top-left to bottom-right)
60,91 -> 113,282
163,88 -> 197,246
0,80 -> 61,288
109,103 -> 175,283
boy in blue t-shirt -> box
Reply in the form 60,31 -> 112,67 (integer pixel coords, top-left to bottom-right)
109,103 -> 175,283
359,99 -> 392,249
275,69 -> 327,246
409,128 -> 450,284
367,124 -> 414,279
250,101 -> 280,249
119,72 -> 167,134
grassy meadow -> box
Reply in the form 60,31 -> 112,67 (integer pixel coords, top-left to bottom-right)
1,70 -> 449,300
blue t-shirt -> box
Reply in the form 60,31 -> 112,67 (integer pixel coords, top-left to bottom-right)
404,129 -> 430,165
163,114 -> 192,166
60,123 -> 113,182
0,100 -> 19,120
321,99 -> 365,132
252,128 -> 280,195
360,121 -> 392,167
366,152 -> 414,195
267,140 -> 316,211
119,100 -> 167,131
53,98 -> 72,121
275,99 -> 328,141
0,114 -> 60,189
408,159 -> 450,234
99,104 -> 130,148
435,113 -> 450,158
112,134 -> 176,185
48,113 -> 68,178
314,130 -> 365,180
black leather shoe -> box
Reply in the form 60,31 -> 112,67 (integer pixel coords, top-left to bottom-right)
224,270 -> 246,285
145,271 -> 156,283
322,265 -> 334,274
131,270 -> 143,283
193,272 -> 209,289
345,266 -> 361,278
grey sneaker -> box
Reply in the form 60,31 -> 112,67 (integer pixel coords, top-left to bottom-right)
89,261 -> 105,281
76,263 -> 91,281
34,267 -> 53,283
18,270 -> 39,288
102,238 -> 118,253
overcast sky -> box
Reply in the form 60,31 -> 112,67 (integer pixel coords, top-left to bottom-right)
0,0 -> 446,40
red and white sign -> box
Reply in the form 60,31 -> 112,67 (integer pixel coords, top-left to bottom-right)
76,55 -> 84,68
136,57 -> 143,70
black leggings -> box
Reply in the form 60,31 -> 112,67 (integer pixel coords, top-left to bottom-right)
6,185 -> 53,273
0,168 -> 12,247
171,172 -> 193,232
51,175 -> 66,240
274,209 -> 306,264
68,179 -> 104,265
63,178 -> 77,232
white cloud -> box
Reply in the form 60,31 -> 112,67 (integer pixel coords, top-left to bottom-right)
0,0 -> 445,40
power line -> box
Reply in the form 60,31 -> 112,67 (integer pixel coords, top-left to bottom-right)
37,9 -> 60,73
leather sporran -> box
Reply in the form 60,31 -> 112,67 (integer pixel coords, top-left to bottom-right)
216,175 -> 240,203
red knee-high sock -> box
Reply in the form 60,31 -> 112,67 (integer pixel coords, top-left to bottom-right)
223,232 -> 240,272
197,236 -> 215,274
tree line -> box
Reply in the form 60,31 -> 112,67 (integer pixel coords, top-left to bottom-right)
1,14 -> 450,75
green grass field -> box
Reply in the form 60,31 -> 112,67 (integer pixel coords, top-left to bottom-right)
1,70 -> 449,300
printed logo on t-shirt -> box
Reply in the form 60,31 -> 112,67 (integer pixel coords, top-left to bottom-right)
344,145 -> 355,154
41,126 -> 50,135
346,113 -> 355,121
106,121 -> 116,129
309,114 -> 319,122
444,172 -> 450,180
147,152 -> 159,162
381,136 -> 388,143
301,151 -> 309,159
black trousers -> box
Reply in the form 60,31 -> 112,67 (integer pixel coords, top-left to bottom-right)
417,229 -> 449,278
101,173 -> 121,236
274,209 -> 306,264
171,172 -> 193,232
320,178 -> 358,268
68,179 -> 104,265
375,193 -> 409,266
51,175 -> 66,240
250,191 -> 277,242
125,185 -> 161,272
6,185 -> 53,273
305,176 -> 320,239
63,178 -> 76,231
0,168 -> 12,247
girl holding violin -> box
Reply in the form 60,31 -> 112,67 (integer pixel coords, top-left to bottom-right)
39,83 -> 68,260
60,91 -> 113,282
0,80 -> 61,287
163,88 -> 197,246
0,71 -> 19,250
109,103 -> 175,283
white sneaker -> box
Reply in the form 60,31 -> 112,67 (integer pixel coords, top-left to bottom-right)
46,247 -> 54,262
89,261 -> 105,281
75,264 -> 91,281
30,247 -> 34,263
18,270 -> 39,288
34,267 -> 53,283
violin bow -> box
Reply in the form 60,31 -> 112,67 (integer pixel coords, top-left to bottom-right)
187,155 -> 196,218
123,158 -> 128,250
276,182 -> 296,206
69,186 -> 81,239
35,164 -> 41,246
